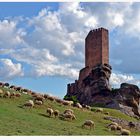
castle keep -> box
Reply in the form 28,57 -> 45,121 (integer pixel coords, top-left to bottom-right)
85,28 -> 109,68
66,27 -> 112,105
65,27 -> 140,118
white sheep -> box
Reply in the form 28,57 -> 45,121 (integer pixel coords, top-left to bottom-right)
35,100 -> 43,105
117,125 -> 122,131
109,125 -> 117,131
64,109 -> 74,114
76,103 -> 82,109
108,122 -> 118,127
24,100 -> 34,108
95,108 -> 103,113
46,108 -> 54,117
3,91 -> 10,98
54,109 -> 60,118
121,129 -> 131,135
62,113 -> 76,121
82,120 -> 95,130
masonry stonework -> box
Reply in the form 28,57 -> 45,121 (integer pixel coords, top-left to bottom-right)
66,27 -> 111,105
85,28 -> 109,68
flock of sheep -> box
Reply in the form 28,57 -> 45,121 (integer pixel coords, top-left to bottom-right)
0,82 -> 133,135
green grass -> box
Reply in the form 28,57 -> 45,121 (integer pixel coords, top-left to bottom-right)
0,87 -> 140,136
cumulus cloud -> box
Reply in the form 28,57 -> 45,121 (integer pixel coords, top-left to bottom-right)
110,73 -> 140,88
0,59 -> 24,80
0,2 -> 140,84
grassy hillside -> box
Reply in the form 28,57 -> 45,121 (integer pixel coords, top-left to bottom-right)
0,86 -> 140,136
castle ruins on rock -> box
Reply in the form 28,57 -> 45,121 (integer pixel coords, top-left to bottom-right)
66,27 -> 112,105
65,28 -> 140,118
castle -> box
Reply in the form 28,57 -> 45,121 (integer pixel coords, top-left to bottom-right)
65,27 -> 140,118
66,27 -> 112,105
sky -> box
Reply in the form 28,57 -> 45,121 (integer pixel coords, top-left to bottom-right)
0,2 -> 140,98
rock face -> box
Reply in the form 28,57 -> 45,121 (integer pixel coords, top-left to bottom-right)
66,63 -> 112,106
111,83 -> 140,118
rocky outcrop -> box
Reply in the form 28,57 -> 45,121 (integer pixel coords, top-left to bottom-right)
65,65 -> 140,118
66,64 -> 112,106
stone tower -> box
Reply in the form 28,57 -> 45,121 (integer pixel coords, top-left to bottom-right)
65,27 -> 112,106
85,27 -> 109,68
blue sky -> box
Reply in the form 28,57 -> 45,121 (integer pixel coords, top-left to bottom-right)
0,2 -> 140,98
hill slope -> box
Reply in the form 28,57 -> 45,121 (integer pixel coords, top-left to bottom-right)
0,86 -> 140,136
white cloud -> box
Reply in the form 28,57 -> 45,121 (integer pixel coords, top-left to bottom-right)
0,59 -> 24,80
110,73 -> 140,88
0,2 -> 140,85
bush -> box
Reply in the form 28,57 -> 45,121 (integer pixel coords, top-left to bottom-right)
63,95 -> 78,104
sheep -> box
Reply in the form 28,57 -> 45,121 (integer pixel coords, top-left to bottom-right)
62,113 -> 76,121
86,105 -> 91,110
75,103 -> 82,109
107,122 -> 118,128
109,125 -> 117,131
95,108 -> 103,113
43,94 -> 48,99
35,96 -> 45,102
47,96 -> 55,102
3,91 -> 10,98
0,89 -> 3,93
46,108 -> 54,117
15,93 -> 21,97
64,109 -> 74,115
82,120 -> 95,130
10,92 -> 16,98
55,98 -> 63,104
24,100 -> 34,108
35,100 -> 43,105
62,100 -> 71,106
54,109 -> 60,118
104,112 -> 109,115
4,83 -> 9,87
128,121 -> 135,129
0,89 -> 3,97
121,129 -> 131,135
117,125 -> 122,131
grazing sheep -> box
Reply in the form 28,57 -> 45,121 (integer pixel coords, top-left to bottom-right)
62,100 -> 71,106
128,121 -> 135,129
44,94 -> 48,99
82,120 -> 95,130
10,85 -> 15,89
121,129 -> 131,135
109,125 -> 117,131
10,92 -> 16,98
104,112 -> 109,115
75,103 -> 82,109
15,93 -> 21,97
117,125 -> 122,131
3,91 -> 10,98
107,122 -> 118,128
35,100 -> 43,105
0,82 -> 4,87
46,108 -> 54,117
86,105 -> 91,110
54,110 -> 60,118
95,108 -> 103,113
64,109 -> 74,115
0,89 -> 3,96
4,83 -> 9,87
24,100 -> 34,108
0,89 -> 3,93
35,96 -> 45,102
47,96 -> 55,102
55,98 -> 63,104
62,113 -> 76,121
